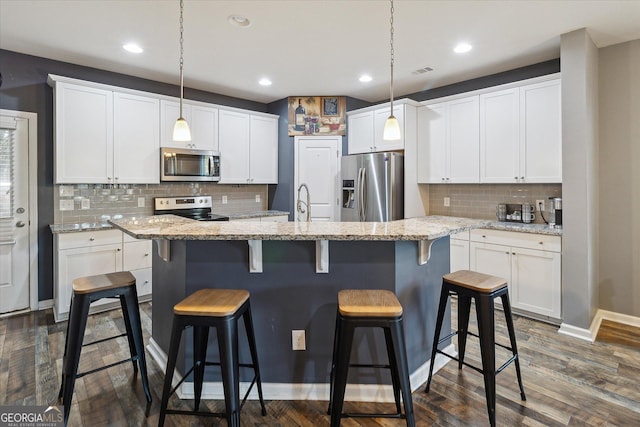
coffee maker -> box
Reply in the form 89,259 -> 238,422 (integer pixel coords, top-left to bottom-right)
547,197 -> 562,226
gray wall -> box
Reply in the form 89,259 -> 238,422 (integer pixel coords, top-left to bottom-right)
598,40 -> 640,317
560,29 -> 600,329
0,49 -> 268,301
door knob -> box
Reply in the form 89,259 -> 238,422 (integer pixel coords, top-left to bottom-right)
16,221 -> 26,228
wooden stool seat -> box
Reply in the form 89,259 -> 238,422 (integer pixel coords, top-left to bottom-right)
443,270 -> 507,293
338,289 -> 403,317
174,289 -> 250,316
72,271 -> 136,294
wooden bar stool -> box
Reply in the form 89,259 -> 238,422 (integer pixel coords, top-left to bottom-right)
158,289 -> 266,427
58,271 -> 152,425
425,270 -> 526,427
328,289 -> 415,427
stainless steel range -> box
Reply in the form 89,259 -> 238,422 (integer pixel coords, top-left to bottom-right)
154,196 -> 229,221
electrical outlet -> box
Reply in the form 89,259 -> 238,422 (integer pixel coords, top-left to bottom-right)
59,185 -> 74,197
536,199 -> 545,212
138,197 -> 145,208
81,198 -> 90,209
444,197 -> 450,207
255,194 -> 261,203
59,199 -> 74,211
292,330 -> 306,351
222,195 -> 228,204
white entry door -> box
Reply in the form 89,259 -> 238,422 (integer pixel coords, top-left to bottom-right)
0,112 -> 35,314
294,136 -> 341,222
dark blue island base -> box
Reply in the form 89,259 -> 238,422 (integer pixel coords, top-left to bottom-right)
149,237 -> 452,400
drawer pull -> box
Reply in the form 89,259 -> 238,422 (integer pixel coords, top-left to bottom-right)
144,280 -> 149,284
512,252 -> 516,255
482,235 -> 486,238
144,253 -> 149,256
539,242 -> 544,245
117,248 -> 121,252
505,251 -> 509,254
89,237 -> 95,241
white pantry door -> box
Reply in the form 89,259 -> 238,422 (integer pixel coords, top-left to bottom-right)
294,136 -> 341,222
0,113 -> 32,314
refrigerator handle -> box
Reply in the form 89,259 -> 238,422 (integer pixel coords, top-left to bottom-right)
359,167 -> 367,221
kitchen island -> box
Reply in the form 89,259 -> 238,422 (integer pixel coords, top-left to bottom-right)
109,215 -> 487,401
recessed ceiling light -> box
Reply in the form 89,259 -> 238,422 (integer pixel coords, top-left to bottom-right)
259,78 -> 272,86
359,74 -> 373,83
228,15 -> 251,27
123,43 -> 143,54
453,42 -> 473,54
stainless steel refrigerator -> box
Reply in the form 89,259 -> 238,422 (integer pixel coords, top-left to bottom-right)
340,152 -> 404,222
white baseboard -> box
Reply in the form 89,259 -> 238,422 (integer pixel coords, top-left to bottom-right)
147,338 -> 455,401
559,309 -> 640,342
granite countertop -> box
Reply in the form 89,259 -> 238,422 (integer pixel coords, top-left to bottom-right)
482,221 -> 563,236
226,210 -> 289,220
108,215 -> 490,241
50,210 -> 291,234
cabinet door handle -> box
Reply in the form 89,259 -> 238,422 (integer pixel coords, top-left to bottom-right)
505,251 -> 510,254
482,235 -> 486,238
521,176 -> 525,180
539,242 -> 544,245
89,237 -> 95,241
144,253 -> 149,256
144,280 -> 149,284
512,252 -> 516,255
117,248 -> 121,251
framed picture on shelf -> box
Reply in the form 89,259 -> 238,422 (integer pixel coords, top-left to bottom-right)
287,96 -> 346,136
322,97 -> 339,116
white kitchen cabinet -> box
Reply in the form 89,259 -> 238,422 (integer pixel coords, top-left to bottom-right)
54,230 -> 153,322
54,82 -> 114,184
450,230 -> 470,272
160,99 -> 219,151
479,79 -> 561,183
519,79 -> 562,183
249,115 -> 279,183
347,100 -> 415,154
469,229 -> 561,319
417,95 -> 479,183
123,234 -> 152,298
479,88 -> 520,183
113,92 -> 160,183
51,77 -> 159,184
346,111 -> 374,154
54,229 -> 123,322
218,110 -> 279,184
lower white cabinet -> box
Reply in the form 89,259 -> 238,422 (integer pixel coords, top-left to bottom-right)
450,230 -> 470,272
54,229 -> 152,322
466,229 -> 562,320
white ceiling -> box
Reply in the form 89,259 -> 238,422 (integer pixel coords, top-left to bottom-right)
1,0 -> 639,104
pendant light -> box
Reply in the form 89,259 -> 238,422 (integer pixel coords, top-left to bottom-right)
383,0 -> 401,141
173,0 -> 192,142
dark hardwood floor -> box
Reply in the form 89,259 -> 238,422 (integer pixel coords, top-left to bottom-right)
1,301 -> 639,426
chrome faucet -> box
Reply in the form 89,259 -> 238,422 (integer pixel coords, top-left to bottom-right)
296,183 -> 311,222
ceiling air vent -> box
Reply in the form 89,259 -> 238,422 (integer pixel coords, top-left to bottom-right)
412,66 -> 434,75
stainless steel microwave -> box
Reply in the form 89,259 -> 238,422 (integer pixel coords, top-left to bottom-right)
160,147 -> 220,182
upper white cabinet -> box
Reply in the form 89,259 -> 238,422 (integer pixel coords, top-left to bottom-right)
417,95 -> 480,183
218,110 -> 278,184
50,76 -> 160,184
480,79 -> 561,183
519,80 -> 562,183
160,99 -> 219,151
347,100 -> 415,154
54,82 -> 114,184
113,92 -> 160,183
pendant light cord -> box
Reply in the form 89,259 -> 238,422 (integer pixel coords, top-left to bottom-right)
389,0 -> 395,113
179,0 -> 185,118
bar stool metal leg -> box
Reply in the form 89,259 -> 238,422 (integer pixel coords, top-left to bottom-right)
389,319 -> 416,427
217,318 -> 241,427
501,294 -> 526,401
329,317 -> 354,427
242,303 -> 267,415
424,286 -> 449,393
60,294 -> 91,426
121,287 -> 152,406
193,325 -> 210,412
119,295 -> 139,374
384,327 -> 402,414
456,294 -> 472,369
158,316 -> 184,427
475,295 -> 497,427
327,313 -> 340,415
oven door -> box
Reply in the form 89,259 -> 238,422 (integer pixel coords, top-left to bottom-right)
161,147 -> 220,182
